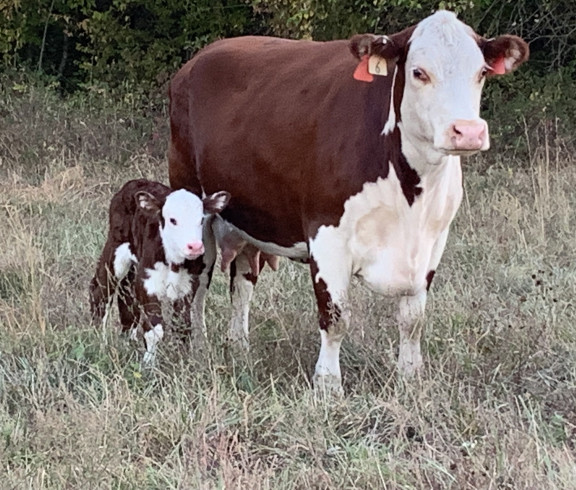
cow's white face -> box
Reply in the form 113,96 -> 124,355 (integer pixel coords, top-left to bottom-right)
138,189 -> 230,264
400,11 -> 489,162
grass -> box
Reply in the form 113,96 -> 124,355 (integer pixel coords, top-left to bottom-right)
0,72 -> 575,488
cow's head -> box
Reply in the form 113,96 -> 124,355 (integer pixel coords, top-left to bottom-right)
350,11 -> 529,162
136,189 -> 231,263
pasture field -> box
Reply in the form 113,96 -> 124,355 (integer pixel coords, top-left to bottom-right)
0,75 -> 575,489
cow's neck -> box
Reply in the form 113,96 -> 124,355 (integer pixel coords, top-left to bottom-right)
399,124 -> 459,173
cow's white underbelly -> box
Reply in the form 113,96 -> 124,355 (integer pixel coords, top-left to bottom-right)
311,160 -> 463,299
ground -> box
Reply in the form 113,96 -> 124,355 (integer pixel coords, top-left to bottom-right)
0,76 -> 574,488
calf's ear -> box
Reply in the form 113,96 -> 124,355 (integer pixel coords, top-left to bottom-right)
479,35 -> 529,75
203,191 -> 231,215
135,191 -> 161,215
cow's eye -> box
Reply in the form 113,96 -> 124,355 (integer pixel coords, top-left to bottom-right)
412,68 -> 429,83
480,66 -> 490,79
170,218 -> 177,225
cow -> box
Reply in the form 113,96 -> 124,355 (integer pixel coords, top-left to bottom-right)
167,11 -> 529,393
89,179 -> 230,364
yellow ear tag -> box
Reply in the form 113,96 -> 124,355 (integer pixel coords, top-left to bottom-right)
368,55 -> 388,76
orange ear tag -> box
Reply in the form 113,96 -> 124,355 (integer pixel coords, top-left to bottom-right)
491,58 -> 506,75
353,55 -> 374,82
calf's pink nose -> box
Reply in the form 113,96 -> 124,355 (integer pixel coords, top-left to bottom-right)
186,241 -> 204,255
449,120 -> 486,150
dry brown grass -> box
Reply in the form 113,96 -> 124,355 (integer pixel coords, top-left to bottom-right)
0,74 -> 574,489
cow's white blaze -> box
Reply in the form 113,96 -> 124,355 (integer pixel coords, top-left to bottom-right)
143,262 -> 193,301
400,11 -> 489,169
160,189 -> 205,264
113,242 -> 137,278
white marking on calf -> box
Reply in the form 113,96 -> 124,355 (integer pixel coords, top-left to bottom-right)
143,324 -> 164,365
143,262 -> 193,301
160,190 -> 206,264
113,242 -> 137,278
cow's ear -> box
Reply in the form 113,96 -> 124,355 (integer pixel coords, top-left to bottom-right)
135,191 -> 161,215
349,25 -> 416,61
203,191 -> 230,215
479,35 -> 529,76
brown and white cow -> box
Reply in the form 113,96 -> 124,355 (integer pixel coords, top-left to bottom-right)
89,179 -> 229,363
168,11 -> 529,392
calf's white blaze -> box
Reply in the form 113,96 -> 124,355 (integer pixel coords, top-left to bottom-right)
160,190 -> 205,264
143,262 -> 193,301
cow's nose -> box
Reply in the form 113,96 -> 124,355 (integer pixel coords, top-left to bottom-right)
186,241 -> 204,255
449,120 -> 487,151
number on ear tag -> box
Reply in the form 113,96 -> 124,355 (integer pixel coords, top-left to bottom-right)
368,55 -> 388,76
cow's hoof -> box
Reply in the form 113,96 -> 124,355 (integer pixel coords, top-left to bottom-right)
313,373 -> 344,398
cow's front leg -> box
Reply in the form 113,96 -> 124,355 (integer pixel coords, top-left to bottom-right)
396,290 -> 426,377
309,251 -> 351,396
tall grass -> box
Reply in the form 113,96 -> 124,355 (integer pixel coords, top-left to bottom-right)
0,73 -> 574,488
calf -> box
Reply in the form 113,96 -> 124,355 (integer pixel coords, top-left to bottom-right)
89,179 -> 230,363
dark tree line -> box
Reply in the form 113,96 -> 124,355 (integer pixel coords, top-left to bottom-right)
2,1 -> 575,154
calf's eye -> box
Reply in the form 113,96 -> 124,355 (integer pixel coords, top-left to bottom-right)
170,218 -> 177,225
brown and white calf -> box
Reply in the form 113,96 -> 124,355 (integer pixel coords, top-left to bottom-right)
89,179 -> 230,363
168,11 -> 529,392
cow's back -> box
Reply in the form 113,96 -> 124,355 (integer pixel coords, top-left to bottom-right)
169,37 -> 393,246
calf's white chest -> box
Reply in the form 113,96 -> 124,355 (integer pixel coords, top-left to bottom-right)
143,262 -> 193,301
313,161 -> 462,297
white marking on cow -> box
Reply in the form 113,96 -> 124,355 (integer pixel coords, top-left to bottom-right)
143,324 -> 164,364
143,262 -> 193,301
382,65 -> 398,136
400,11 -> 490,170
396,291 -> 426,376
309,159 -> 462,381
113,242 -> 137,278
312,162 -> 461,298
314,329 -> 344,395
228,252 -> 254,350
213,216 -> 308,260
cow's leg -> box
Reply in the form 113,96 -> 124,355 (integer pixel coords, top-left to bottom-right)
227,250 -> 256,351
309,247 -> 352,396
396,290 -> 426,377
396,228 -> 449,376
189,218 -> 218,337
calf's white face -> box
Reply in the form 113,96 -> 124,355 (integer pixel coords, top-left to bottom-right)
137,189 -> 230,264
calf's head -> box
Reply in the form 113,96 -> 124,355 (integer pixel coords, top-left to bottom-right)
136,189 -> 231,263
350,10 -> 529,159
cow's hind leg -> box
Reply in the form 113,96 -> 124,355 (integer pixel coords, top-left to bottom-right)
227,250 -> 256,351
396,290 -> 426,377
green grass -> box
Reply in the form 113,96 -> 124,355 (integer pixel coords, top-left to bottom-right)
0,75 -> 574,488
